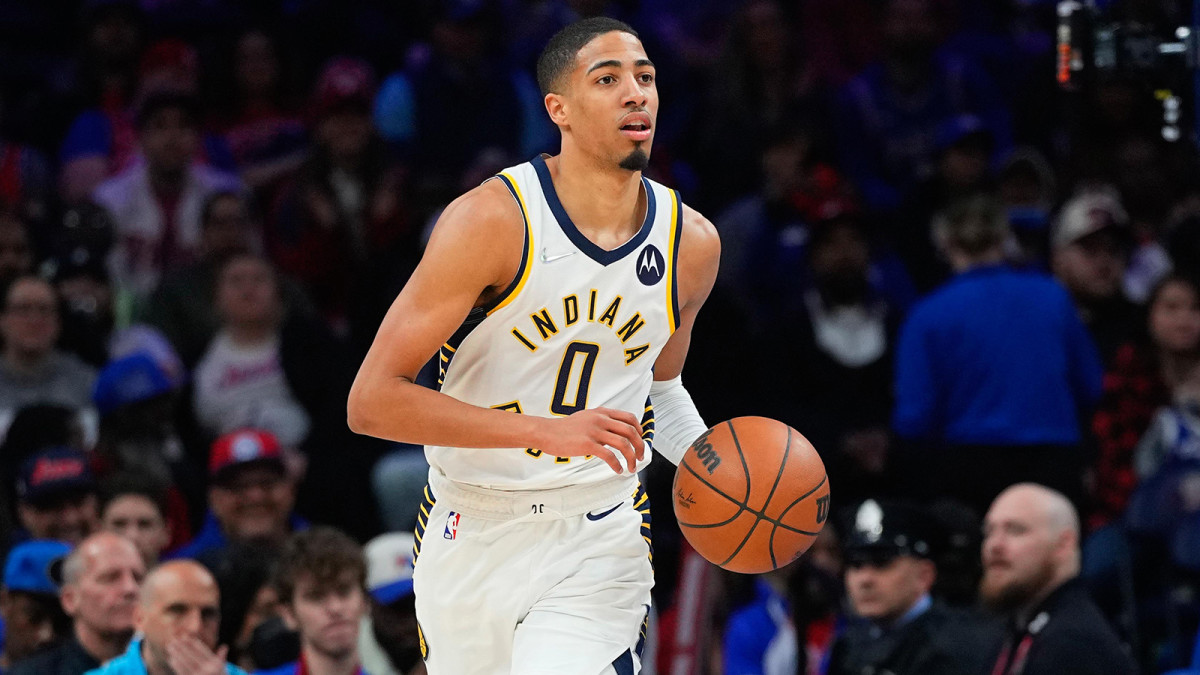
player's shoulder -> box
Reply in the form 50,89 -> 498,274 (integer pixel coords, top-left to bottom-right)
429,177 -> 525,247
678,202 -> 720,268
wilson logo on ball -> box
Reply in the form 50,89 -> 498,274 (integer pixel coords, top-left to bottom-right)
816,495 -> 830,524
690,431 -> 721,474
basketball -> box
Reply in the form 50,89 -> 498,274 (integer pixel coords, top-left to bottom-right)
672,417 -> 830,574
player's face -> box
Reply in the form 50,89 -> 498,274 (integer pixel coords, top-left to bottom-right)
559,31 -> 658,171
287,571 -> 365,659
844,554 -> 931,623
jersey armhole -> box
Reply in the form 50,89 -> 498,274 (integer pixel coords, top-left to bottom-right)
480,173 -> 534,316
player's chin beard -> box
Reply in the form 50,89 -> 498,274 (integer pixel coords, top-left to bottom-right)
619,146 -> 649,172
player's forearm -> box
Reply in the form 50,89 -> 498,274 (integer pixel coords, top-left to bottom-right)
347,376 -> 550,449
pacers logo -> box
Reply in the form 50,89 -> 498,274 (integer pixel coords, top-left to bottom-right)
636,245 -> 665,286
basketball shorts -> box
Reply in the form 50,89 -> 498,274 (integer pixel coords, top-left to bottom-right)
413,470 -> 654,675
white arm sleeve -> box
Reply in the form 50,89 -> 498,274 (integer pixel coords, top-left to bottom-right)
648,375 -> 710,466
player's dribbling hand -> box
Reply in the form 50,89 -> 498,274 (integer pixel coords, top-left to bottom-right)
542,407 -> 645,474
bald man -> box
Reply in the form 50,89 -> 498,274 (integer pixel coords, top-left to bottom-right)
982,483 -> 1137,675
84,560 -> 247,675
10,532 -> 143,675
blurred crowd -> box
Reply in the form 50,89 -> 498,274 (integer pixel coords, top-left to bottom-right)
0,0 -> 1198,672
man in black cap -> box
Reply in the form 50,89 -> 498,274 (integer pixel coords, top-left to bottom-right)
827,499 -> 996,675
14,447 -> 99,546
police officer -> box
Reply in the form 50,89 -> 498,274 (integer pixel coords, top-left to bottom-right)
827,499 -> 996,675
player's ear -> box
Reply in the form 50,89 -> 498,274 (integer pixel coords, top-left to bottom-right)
545,92 -> 569,128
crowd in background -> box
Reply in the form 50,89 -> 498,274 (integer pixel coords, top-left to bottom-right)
0,0 -> 1199,672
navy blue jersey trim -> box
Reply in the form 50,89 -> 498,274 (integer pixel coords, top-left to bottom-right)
531,155 -> 656,266
479,174 -> 531,314
437,309 -> 488,389
669,189 -> 683,332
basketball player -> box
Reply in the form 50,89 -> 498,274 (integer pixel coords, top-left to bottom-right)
348,16 -> 719,675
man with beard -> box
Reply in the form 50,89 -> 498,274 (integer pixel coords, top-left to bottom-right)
10,533 -> 143,675
826,499 -> 994,675
84,560 -> 245,675
981,483 -> 1136,674
259,528 -> 371,675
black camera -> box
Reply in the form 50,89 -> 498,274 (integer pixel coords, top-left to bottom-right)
1056,1 -> 1198,142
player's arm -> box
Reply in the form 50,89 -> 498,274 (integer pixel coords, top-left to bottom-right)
649,204 -> 721,464
347,181 -> 643,473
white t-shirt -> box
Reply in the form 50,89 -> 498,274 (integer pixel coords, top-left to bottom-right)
192,331 -> 310,446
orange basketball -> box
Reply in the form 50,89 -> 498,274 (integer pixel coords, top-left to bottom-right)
672,417 -> 830,574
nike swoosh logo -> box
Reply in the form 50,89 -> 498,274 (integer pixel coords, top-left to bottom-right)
541,249 -> 577,263
586,503 -> 622,521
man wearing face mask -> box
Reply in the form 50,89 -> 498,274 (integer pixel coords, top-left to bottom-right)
826,499 -> 996,675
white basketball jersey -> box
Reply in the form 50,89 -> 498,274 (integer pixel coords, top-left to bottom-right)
426,155 -> 684,490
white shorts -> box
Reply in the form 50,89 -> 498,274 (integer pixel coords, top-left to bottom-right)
412,471 -> 654,675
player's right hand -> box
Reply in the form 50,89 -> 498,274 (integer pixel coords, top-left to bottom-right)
540,408 -> 645,474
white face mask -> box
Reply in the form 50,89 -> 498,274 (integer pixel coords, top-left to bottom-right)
806,290 -> 887,368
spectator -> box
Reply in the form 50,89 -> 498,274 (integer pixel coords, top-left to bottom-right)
1091,274 -> 1200,529
212,28 -> 308,202
97,472 -> 170,568
0,276 -> 98,432
169,429 -> 305,561
833,0 -> 1012,212
0,215 -> 33,288
46,244 -> 115,369
892,196 -> 1103,515
60,38 -> 235,205
692,0 -> 826,209
261,528 -> 370,675
91,352 -> 199,547
373,3 -> 549,206
1051,189 -> 1139,366
360,533 -> 423,675
84,559 -> 246,675
192,254 -> 314,448
981,483 -> 1136,675
997,148 -> 1057,268
13,448 -> 98,546
272,57 -> 411,337
10,532 -> 143,675
92,88 -> 243,298
140,190 -> 274,366
894,115 -> 994,292
760,204 -> 904,504
205,542 -> 283,671
826,499 -> 996,675
0,540 -> 72,670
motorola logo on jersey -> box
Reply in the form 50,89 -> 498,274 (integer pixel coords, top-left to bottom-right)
636,245 -> 665,286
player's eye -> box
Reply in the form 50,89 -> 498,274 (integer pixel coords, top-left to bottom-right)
638,73 -> 654,83
597,75 -> 615,85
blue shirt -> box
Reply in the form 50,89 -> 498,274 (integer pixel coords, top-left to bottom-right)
83,637 -> 247,675
723,580 -> 794,675
893,265 -> 1102,445
166,512 -> 309,560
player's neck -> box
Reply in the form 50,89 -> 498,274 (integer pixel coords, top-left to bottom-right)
547,152 -> 646,247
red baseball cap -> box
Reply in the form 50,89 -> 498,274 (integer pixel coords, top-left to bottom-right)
208,429 -> 285,483
310,57 -> 376,120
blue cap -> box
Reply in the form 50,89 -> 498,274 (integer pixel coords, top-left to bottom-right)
3,540 -> 71,594
17,447 -> 95,506
934,114 -> 992,153
92,352 -> 175,416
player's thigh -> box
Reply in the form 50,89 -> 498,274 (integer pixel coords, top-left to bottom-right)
412,499 -> 525,675
511,504 -> 652,674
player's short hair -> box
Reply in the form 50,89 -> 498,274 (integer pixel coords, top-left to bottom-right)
272,527 -> 367,605
536,17 -> 639,96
